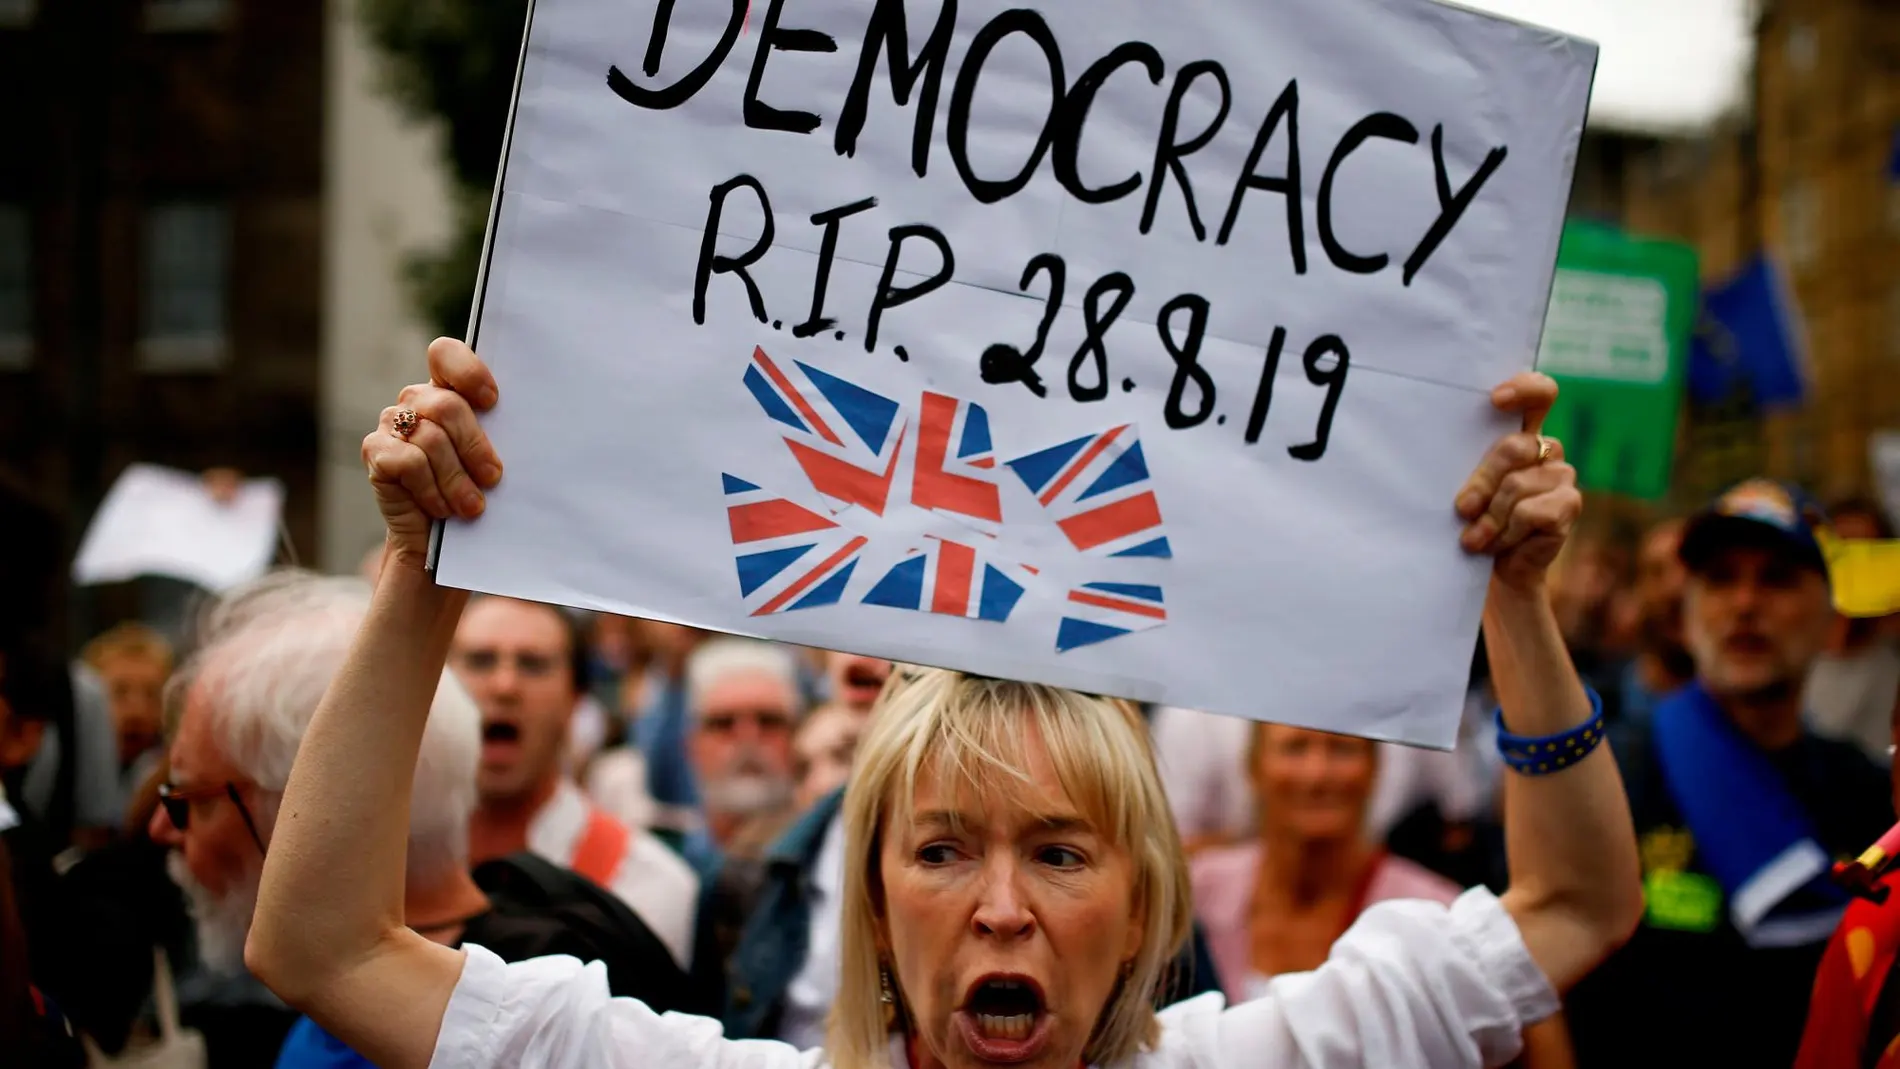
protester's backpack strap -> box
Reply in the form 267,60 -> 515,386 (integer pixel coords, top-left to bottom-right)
472,851 -> 722,1017
569,808 -> 631,889
707,854 -> 770,971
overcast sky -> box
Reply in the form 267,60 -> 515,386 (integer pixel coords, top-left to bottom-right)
1460,0 -> 1756,136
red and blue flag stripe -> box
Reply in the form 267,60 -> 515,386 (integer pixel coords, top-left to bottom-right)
861,536 -> 1028,623
744,346 -> 906,517
724,473 -> 867,616
1056,581 -> 1168,651
1006,425 -> 1171,560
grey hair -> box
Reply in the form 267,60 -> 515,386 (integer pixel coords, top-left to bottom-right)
167,569 -> 480,888
684,636 -> 802,719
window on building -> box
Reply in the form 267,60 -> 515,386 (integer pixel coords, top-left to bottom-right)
0,206 -> 29,371
145,0 -> 228,31
139,201 -> 229,372
0,0 -> 37,28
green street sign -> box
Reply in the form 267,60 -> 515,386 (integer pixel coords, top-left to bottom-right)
1534,222 -> 1700,500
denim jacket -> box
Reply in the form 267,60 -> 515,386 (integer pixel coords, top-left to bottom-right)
715,789 -> 1224,1041
718,789 -> 842,1039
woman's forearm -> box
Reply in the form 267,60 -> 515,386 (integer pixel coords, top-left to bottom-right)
1487,576 -> 1641,992
247,551 -> 468,1009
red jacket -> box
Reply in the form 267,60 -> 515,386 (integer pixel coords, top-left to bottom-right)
1798,872 -> 1900,1069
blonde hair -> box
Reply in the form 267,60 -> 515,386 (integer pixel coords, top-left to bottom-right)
829,668 -> 1191,1069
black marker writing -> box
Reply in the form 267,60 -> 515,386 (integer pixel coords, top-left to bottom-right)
1068,272 -> 1136,402
608,0 -> 746,111
865,224 -> 955,353
947,9 -> 1067,204
693,175 -> 775,325
742,0 -> 839,134
1054,43 -> 1165,204
1405,125 -> 1508,285
1140,60 -> 1231,241
835,0 -> 957,177
1319,112 -> 1418,275
1288,335 -> 1350,461
1217,80 -> 1303,272
1245,326 -> 1288,445
1159,294 -> 1216,429
980,252 -> 1066,397
795,197 -> 878,339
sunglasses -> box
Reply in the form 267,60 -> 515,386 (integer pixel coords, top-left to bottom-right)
157,781 -> 268,855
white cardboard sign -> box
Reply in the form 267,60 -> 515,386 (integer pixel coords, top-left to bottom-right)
434,0 -> 1597,747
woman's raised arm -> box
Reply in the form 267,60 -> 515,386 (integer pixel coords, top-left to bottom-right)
245,339 -> 503,1069
1454,372 -> 1643,992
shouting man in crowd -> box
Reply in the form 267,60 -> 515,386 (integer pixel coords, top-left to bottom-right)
451,595 -> 701,970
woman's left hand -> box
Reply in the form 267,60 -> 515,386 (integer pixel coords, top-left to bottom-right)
1454,371 -> 1581,594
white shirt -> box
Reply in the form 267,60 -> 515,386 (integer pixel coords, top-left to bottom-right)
528,779 -> 701,970
777,812 -> 847,1050
585,747 -> 660,835
1806,639 -> 1900,764
0,781 -> 20,834
428,887 -> 1556,1069
565,695 -> 614,777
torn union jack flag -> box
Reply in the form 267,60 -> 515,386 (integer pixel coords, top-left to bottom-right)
862,537 -> 1029,622
722,474 -> 868,617
722,348 -> 1174,652
1005,425 -> 1172,560
743,346 -> 906,518
1057,582 -> 1168,652
910,391 -> 1003,539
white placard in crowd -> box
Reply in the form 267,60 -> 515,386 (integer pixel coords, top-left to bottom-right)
73,464 -> 286,593
433,0 -> 1597,746
1872,431 -> 1900,529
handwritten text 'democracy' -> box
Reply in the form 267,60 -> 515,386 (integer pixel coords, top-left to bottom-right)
610,0 -> 1511,463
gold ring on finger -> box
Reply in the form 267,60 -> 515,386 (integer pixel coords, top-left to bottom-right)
392,407 -> 420,441
1536,435 -> 1556,464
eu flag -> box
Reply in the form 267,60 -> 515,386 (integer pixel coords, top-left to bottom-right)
1687,254 -> 1808,409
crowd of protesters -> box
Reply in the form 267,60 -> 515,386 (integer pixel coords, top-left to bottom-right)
2,449 -> 1898,1066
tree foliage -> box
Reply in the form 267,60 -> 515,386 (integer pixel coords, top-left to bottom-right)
358,0 -> 531,337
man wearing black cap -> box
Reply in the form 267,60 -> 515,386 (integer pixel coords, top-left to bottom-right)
1565,479 -> 1894,1068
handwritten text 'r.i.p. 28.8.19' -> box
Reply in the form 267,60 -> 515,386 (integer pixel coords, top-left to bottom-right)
609,0 -> 1511,464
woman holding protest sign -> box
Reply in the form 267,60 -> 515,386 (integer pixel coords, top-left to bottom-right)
244,337 -> 1640,1069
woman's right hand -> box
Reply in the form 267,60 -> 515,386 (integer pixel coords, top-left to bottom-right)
361,338 -> 504,567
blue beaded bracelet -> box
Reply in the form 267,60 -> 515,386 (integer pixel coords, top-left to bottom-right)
1494,686 -> 1607,776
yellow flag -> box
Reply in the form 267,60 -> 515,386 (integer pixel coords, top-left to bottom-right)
1815,527 -> 1900,618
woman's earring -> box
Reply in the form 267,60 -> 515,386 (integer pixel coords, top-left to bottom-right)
880,964 -> 896,1005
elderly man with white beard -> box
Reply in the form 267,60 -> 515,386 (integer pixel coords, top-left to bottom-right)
676,638 -> 803,875
150,571 -> 713,1069
151,572 -> 486,980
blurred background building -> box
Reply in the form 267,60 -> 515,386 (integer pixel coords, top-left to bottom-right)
0,0 -> 448,639
1570,0 -> 1900,506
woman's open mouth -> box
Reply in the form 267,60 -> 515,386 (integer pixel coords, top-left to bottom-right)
954,976 -> 1051,1063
